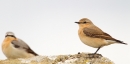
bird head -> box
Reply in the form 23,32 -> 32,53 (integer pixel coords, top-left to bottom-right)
75,18 -> 93,27
5,31 -> 16,38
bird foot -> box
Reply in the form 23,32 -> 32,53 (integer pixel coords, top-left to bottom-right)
88,53 -> 102,58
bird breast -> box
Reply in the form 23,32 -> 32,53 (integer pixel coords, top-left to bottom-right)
78,29 -> 107,48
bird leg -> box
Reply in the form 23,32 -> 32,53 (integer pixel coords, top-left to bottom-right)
88,47 -> 102,58
94,47 -> 101,54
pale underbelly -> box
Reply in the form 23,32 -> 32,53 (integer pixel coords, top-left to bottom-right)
79,36 -> 107,48
2,44 -> 34,59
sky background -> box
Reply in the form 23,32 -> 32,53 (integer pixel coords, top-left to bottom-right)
0,0 -> 130,64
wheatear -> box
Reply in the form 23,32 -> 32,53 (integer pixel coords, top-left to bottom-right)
2,32 -> 38,59
75,18 -> 127,54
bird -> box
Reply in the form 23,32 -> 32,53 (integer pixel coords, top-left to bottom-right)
75,18 -> 127,55
2,32 -> 38,59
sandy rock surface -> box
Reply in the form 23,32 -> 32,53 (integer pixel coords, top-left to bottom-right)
0,52 -> 114,64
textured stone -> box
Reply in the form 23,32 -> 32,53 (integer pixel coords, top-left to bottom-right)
0,52 -> 114,64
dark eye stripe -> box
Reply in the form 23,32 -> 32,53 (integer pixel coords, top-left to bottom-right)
83,21 -> 87,23
5,35 -> 16,38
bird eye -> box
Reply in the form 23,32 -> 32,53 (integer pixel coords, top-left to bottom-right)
83,21 -> 87,24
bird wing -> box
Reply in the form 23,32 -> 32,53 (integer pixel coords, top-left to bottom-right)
11,39 -> 38,56
83,26 -> 127,44
83,26 -> 115,40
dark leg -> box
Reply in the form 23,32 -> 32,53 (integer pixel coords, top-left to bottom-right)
88,47 -> 102,58
94,47 -> 101,54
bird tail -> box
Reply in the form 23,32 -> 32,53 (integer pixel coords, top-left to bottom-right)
115,39 -> 127,45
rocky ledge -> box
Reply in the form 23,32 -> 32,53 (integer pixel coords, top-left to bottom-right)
0,52 -> 114,64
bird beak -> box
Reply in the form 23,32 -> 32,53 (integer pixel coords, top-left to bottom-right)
75,22 -> 80,24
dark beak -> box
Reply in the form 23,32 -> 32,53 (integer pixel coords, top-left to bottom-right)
75,22 -> 80,24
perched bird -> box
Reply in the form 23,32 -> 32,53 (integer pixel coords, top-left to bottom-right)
2,32 -> 38,59
75,18 -> 127,54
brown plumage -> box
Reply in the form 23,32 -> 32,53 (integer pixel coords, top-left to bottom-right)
75,18 -> 127,54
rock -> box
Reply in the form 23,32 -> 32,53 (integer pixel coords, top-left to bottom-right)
0,52 -> 114,64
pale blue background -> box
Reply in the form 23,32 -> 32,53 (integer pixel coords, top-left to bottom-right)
0,0 -> 130,64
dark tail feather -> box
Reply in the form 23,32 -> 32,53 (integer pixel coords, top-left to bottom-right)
26,47 -> 38,56
115,39 -> 127,45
